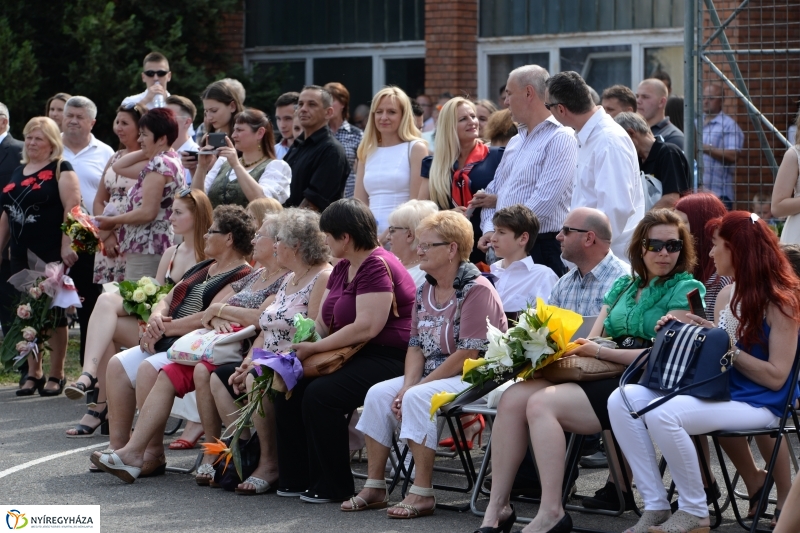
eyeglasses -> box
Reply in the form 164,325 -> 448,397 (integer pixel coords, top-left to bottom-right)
143,70 -> 170,78
544,102 -> 562,111
560,226 -> 590,235
416,242 -> 450,252
388,226 -> 409,234
642,238 -> 683,253
254,232 -> 266,240
206,229 -> 226,236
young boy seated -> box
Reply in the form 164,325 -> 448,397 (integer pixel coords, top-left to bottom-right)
489,204 -> 558,313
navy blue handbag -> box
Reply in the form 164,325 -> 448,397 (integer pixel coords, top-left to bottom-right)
619,319 -> 734,419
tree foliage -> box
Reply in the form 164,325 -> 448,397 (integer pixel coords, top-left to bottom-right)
0,0 -> 283,143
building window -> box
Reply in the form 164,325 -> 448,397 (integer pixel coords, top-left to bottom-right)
644,46 -> 684,96
561,45 -> 632,94
313,57 -> 374,110
488,53 -> 549,99
252,61 -> 306,98
385,58 -> 426,100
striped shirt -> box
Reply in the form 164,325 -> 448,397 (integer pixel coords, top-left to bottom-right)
548,251 -> 629,316
480,116 -> 577,234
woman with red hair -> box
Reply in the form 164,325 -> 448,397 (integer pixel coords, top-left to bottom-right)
609,211 -> 800,533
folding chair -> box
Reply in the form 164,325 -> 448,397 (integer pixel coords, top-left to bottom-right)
697,344 -> 800,533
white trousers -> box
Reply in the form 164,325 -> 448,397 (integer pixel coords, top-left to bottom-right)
356,375 -> 469,451
608,385 -> 778,517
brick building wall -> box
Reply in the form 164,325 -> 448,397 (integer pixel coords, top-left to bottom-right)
424,0 -> 479,99
219,3 -> 245,67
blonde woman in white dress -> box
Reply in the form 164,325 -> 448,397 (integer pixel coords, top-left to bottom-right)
773,111 -> 800,243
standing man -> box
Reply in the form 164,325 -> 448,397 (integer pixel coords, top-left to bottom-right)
324,82 -> 363,199
274,92 -> 299,160
283,85 -> 349,212
62,96 -> 114,364
165,95 -> 200,185
546,71 -> 643,261
0,103 -> 25,336
474,65 -> 578,277
636,79 -> 684,148
701,83 -> 743,208
121,52 -> 171,109
416,94 -> 435,132
600,85 -> 637,118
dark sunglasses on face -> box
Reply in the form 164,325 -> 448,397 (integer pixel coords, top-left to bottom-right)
643,238 -> 683,253
560,226 -> 590,235
143,70 -> 170,77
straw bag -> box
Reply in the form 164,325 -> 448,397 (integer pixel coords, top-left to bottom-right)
541,356 -> 627,383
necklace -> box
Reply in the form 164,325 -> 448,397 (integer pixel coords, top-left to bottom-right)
401,257 -> 421,268
240,154 -> 268,168
204,258 -> 243,284
260,266 -> 285,283
291,266 -> 312,286
434,285 -> 456,306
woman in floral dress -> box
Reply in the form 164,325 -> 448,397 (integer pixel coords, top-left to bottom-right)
93,104 -> 145,283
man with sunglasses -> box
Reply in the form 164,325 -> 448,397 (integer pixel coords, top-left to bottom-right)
120,52 -> 172,110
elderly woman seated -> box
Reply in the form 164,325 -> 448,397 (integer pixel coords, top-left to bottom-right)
196,208 -> 332,491
91,205 -> 255,480
340,210 -> 507,518
386,199 -> 439,288
477,209 -> 704,533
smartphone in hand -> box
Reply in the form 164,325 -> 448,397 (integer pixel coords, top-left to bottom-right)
207,132 -> 227,149
687,288 -> 704,317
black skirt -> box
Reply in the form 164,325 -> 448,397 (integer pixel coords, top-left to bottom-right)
575,377 -> 621,431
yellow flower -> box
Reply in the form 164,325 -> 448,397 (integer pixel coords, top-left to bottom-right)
534,297 -> 583,352
462,357 -> 487,379
429,391 -> 458,420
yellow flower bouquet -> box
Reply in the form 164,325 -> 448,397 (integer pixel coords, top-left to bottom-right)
429,298 -> 583,419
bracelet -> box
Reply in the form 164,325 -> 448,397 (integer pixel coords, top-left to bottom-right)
731,348 -> 741,364
216,304 -> 228,318
595,345 -> 602,359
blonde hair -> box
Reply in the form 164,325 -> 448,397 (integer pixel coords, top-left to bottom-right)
429,98 -> 476,209
388,200 -> 439,248
356,86 -> 424,161
21,117 -> 63,164
246,197 -> 283,227
416,210 -> 474,262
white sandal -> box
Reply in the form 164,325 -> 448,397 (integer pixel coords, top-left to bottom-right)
387,485 -> 436,519
341,479 -> 389,512
235,476 -> 273,495
195,463 -> 216,486
90,451 -> 141,484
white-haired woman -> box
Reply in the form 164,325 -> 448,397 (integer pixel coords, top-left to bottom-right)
354,86 -> 428,235
386,199 -> 439,288
418,97 -> 504,263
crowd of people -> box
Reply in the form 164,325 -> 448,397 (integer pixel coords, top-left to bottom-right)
2,48 -> 800,533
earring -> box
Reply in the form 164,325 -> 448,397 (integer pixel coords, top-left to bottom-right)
449,258 -> 452,263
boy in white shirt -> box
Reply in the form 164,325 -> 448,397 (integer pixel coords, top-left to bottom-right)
489,204 -> 559,313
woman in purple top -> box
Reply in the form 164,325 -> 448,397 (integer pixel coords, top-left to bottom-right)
96,107 -> 184,280
279,198 -> 416,503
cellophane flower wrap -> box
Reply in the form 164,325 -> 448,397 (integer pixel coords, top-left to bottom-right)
0,262 -> 78,370
222,313 -> 316,478
117,277 -> 172,322
60,205 -> 103,254
429,298 -> 583,419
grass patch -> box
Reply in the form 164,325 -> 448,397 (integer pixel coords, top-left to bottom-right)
0,337 -> 83,386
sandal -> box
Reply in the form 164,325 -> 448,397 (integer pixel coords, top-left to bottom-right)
648,510 -> 710,533
66,403 -> 108,438
387,485 -> 436,519
91,451 -> 141,484
341,479 -> 389,512
623,510 -> 672,533
169,432 -> 205,450
65,372 -> 98,401
16,375 -> 45,397
235,476 -> 274,495
39,376 -> 65,397
747,483 -> 767,518
195,463 -> 216,486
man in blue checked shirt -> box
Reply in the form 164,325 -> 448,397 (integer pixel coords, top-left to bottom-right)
701,83 -> 743,209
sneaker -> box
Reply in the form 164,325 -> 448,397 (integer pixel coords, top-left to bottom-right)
276,489 -> 304,497
581,481 -> 636,511
299,491 -> 333,503
580,450 -> 609,469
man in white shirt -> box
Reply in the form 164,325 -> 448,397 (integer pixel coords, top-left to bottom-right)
545,71 -> 644,262
474,65 -> 578,277
166,95 -> 200,186
274,92 -> 300,160
120,52 -> 171,110
489,205 -> 558,313
61,96 -> 113,364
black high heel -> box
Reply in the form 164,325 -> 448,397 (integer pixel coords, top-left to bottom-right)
39,377 -> 66,397
64,372 -> 97,401
474,505 -> 516,533
16,375 -> 46,396
66,402 -> 108,438
511,512 -> 572,533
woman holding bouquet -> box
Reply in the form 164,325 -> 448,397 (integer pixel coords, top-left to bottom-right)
341,210 -> 506,517
477,209 -> 703,533
64,189 -> 213,437
0,116 -> 81,396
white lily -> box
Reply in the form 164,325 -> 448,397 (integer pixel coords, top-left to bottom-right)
522,326 -> 554,365
484,317 -> 515,367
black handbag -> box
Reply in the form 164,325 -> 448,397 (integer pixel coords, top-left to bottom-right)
154,335 -> 180,353
619,319 -> 734,419
213,433 -> 261,491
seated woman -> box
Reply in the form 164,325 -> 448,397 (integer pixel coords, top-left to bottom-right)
92,211 -> 290,483
386,199 -> 439,288
609,212 -> 800,533
64,189 -> 213,437
341,210 -> 507,517
274,198 -> 416,503
477,209 -> 703,533
93,206 -> 254,476
198,208 -> 332,491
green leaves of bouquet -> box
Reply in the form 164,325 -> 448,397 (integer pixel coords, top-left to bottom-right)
118,277 -> 172,322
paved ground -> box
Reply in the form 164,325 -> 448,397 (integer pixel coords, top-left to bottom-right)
0,384 -> 790,532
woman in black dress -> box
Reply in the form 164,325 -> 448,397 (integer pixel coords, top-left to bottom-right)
0,117 -> 82,396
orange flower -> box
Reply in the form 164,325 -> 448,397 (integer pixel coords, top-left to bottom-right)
200,437 -> 232,473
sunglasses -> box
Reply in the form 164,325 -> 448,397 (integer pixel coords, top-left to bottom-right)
206,229 -> 227,235
642,238 -> 683,253
544,102 -> 562,111
560,226 -> 590,235
143,70 -> 170,77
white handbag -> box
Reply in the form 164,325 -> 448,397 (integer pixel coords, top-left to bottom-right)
167,325 -> 257,366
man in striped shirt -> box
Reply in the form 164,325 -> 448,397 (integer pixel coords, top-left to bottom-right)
473,65 -> 578,277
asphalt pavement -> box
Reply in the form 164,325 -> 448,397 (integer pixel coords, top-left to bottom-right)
0,384 -> 788,532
